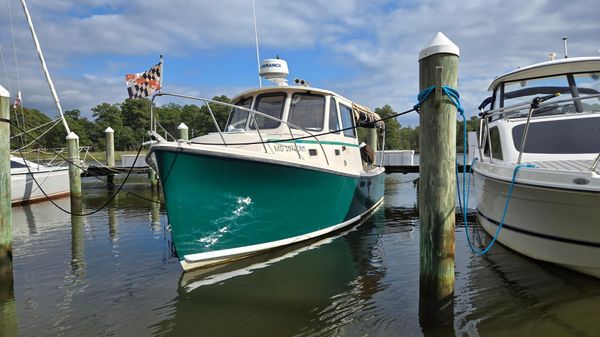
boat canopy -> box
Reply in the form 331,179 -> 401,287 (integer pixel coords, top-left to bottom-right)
488,57 -> 600,91
352,103 -> 384,129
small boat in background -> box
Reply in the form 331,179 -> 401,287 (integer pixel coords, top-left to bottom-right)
10,156 -> 69,205
474,54 -> 600,278
147,58 -> 386,271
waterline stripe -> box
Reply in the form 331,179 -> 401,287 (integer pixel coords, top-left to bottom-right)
266,139 -> 359,147
477,209 -> 600,248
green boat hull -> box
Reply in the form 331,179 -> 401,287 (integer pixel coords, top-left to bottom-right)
153,149 -> 384,267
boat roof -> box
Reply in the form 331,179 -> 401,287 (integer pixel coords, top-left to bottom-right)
232,85 -> 349,102
232,85 -> 384,128
488,57 -> 600,91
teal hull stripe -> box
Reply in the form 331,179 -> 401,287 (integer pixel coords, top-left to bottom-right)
154,149 -> 384,260
266,139 -> 359,147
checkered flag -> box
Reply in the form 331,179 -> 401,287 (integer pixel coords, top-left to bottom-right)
125,60 -> 162,99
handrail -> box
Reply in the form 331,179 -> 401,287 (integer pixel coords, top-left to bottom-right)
151,91 -> 332,166
482,93 -> 600,119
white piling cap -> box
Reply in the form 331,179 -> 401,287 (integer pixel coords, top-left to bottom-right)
0,84 -> 8,97
66,131 -> 79,140
104,126 -> 114,133
419,32 -> 460,61
177,122 -> 189,130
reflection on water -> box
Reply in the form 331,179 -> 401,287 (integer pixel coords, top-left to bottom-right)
1,173 -> 600,336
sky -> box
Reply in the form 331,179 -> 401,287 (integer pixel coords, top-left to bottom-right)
0,0 -> 599,127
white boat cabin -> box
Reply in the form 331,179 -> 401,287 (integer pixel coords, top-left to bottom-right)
187,86 -> 384,174
477,57 -> 600,164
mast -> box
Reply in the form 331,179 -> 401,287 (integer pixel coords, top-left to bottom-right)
19,0 -> 71,134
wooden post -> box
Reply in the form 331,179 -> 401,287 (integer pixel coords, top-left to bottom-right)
418,32 -> 459,325
0,85 -> 12,269
105,127 -> 115,167
105,127 -> 115,188
177,122 -> 189,140
367,128 -> 378,159
66,132 -> 82,200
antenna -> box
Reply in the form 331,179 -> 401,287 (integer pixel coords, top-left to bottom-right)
562,37 -> 568,58
252,0 -> 262,87
20,0 -> 70,134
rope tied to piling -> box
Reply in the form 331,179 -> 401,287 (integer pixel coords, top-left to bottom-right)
413,85 -> 464,115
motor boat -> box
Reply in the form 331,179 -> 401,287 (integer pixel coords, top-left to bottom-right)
473,56 -> 600,278
146,58 -> 386,271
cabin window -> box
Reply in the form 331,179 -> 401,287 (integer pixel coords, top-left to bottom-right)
483,126 -> 503,160
226,96 -> 253,131
573,73 -> 600,113
251,93 -> 286,129
10,160 -> 27,169
339,103 -> 356,138
288,93 -> 325,131
512,117 -> 600,154
329,97 -> 340,133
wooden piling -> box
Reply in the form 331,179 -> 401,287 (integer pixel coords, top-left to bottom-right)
105,127 -> 115,188
177,122 -> 189,140
367,128 -> 378,160
0,86 -> 12,268
66,132 -> 82,199
105,127 -> 115,167
417,32 -> 460,325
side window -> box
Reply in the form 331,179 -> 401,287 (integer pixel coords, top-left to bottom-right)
226,97 -> 253,131
288,93 -> 324,131
252,93 -> 286,129
485,126 -> 502,160
329,97 -> 340,133
339,103 -> 356,138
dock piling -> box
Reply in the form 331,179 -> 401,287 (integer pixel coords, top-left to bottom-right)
105,127 -> 115,187
417,32 -> 460,325
0,85 -> 12,270
67,132 -> 82,200
177,122 -> 189,140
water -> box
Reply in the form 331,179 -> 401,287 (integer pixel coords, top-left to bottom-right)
2,173 -> 600,336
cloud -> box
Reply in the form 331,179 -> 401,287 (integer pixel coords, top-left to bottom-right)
0,0 -> 599,130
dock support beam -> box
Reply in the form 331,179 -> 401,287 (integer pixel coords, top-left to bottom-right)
105,127 -> 115,187
0,86 -> 12,273
418,32 -> 459,326
177,122 -> 189,140
67,132 -> 82,200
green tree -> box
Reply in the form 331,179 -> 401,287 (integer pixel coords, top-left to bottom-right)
375,105 -> 402,150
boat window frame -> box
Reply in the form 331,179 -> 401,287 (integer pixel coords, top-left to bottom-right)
250,92 -> 288,130
328,96 -> 341,134
225,96 -> 254,131
483,126 -> 503,160
287,92 -> 326,132
339,102 -> 356,138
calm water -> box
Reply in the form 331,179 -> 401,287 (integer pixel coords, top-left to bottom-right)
2,173 -> 600,336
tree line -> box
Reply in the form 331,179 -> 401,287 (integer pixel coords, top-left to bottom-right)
9,97 -> 476,152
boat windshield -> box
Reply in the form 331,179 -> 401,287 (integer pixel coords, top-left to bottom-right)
288,93 -> 324,131
501,72 -> 600,117
250,93 -> 286,129
225,97 -> 253,132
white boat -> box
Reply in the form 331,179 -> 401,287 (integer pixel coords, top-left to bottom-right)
146,58 -> 386,271
10,156 -> 69,205
473,56 -> 600,278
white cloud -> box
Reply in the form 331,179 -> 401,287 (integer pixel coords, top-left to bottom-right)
0,0 -> 599,129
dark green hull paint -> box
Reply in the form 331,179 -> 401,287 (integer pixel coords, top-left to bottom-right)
154,149 -> 384,260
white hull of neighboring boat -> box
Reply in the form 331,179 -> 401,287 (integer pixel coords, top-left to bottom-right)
474,170 -> 600,278
11,167 -> 70,205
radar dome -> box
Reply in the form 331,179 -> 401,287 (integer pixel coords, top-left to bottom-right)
259,58 -> 289,86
